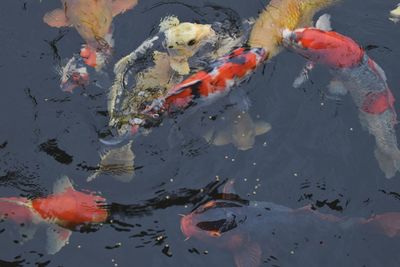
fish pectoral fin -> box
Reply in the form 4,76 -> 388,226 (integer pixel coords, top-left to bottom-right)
222,180 -> 236,195
53,176 -> 74,194
293,61 -> 314,88
254,121 -> 272,136
46,225 -> 72,255
43,9 -> 69,28
111,0 -> 139,16
233,241 -> 262,267
88,142 -> 135,183
374,148 -> 400,179
212,130 -> 232,146
327,78 -> 348,96
18,223 -> 38,244
170,58 -> 190,75
315,13 -> 332,31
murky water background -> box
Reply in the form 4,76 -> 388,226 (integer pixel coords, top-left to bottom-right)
1,0 -> 400,266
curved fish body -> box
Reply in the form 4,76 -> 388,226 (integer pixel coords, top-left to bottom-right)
249,0 -> 338,58
181,198 -> 400,267
0,176 -> 108,254
44,0 -> 138,69
283,28 -> 400,178
131,47 -> 268,131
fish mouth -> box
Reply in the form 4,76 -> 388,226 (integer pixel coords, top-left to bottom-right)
282,29 -> 296,45
282,28 -> 304,49
180,214 -> 194,238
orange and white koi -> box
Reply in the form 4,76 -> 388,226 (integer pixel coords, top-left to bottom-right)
283,19 -> 400,178
102,47 -> 268,144
0,176 -> 108,254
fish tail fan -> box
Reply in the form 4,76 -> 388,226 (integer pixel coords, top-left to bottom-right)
367,213 -> 400,237
46,225 -> 72,255
374,147 -> 400,179
87,142 -> 135,182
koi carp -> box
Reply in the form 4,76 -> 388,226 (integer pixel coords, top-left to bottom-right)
44,0 -> 138,70
283,16 -> 400,178
0,176 -> 108,254
105,47 -> 268,143
181,182 -> 400,267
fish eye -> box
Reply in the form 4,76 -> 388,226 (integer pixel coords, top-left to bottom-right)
168,45 -> 174,49
187,39 -> 196,46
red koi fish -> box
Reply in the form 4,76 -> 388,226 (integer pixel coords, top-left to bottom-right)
101,47 -> 268,145
283,18 -> 400,178
181,182 -> 400,267
134,48 -> 267,133
0,176 -> 108,254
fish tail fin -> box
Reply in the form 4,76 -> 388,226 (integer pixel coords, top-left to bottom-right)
87,142 -> 135,183
46,224 -> 72,255
366,213 -> 400,237
374,147 -> 400,179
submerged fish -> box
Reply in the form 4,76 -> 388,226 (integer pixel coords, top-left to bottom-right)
44,0 -> 138,70
181,183 -> 400,267
203,107 -> 271,151
283,20 -> 400,178
0,176 -> 108,254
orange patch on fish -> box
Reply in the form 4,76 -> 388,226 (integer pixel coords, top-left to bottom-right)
361,90 -> 395,115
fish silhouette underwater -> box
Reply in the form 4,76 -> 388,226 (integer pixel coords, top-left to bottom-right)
181,181 -> 400,267
0,176 -> 108,254
283,15 -> 400,178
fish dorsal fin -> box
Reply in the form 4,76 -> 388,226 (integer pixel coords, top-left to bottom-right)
315,13 -> 332,31
53,176 -> 74,194
222,180 -> 236,195
159,15 -> 180,32
233,241 -> 262,267
46,224 -> 72,255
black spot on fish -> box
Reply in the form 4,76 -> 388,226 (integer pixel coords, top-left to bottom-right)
38,139 -> 73,165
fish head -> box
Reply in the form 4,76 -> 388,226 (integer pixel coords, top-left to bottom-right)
181,200 -> 246,244
164,22 -> 217,61
66,0 -> 113,42
282,28 -> 364,68
59,56 -> 89,93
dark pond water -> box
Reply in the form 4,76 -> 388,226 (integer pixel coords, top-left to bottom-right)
1,0 -> 400,266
